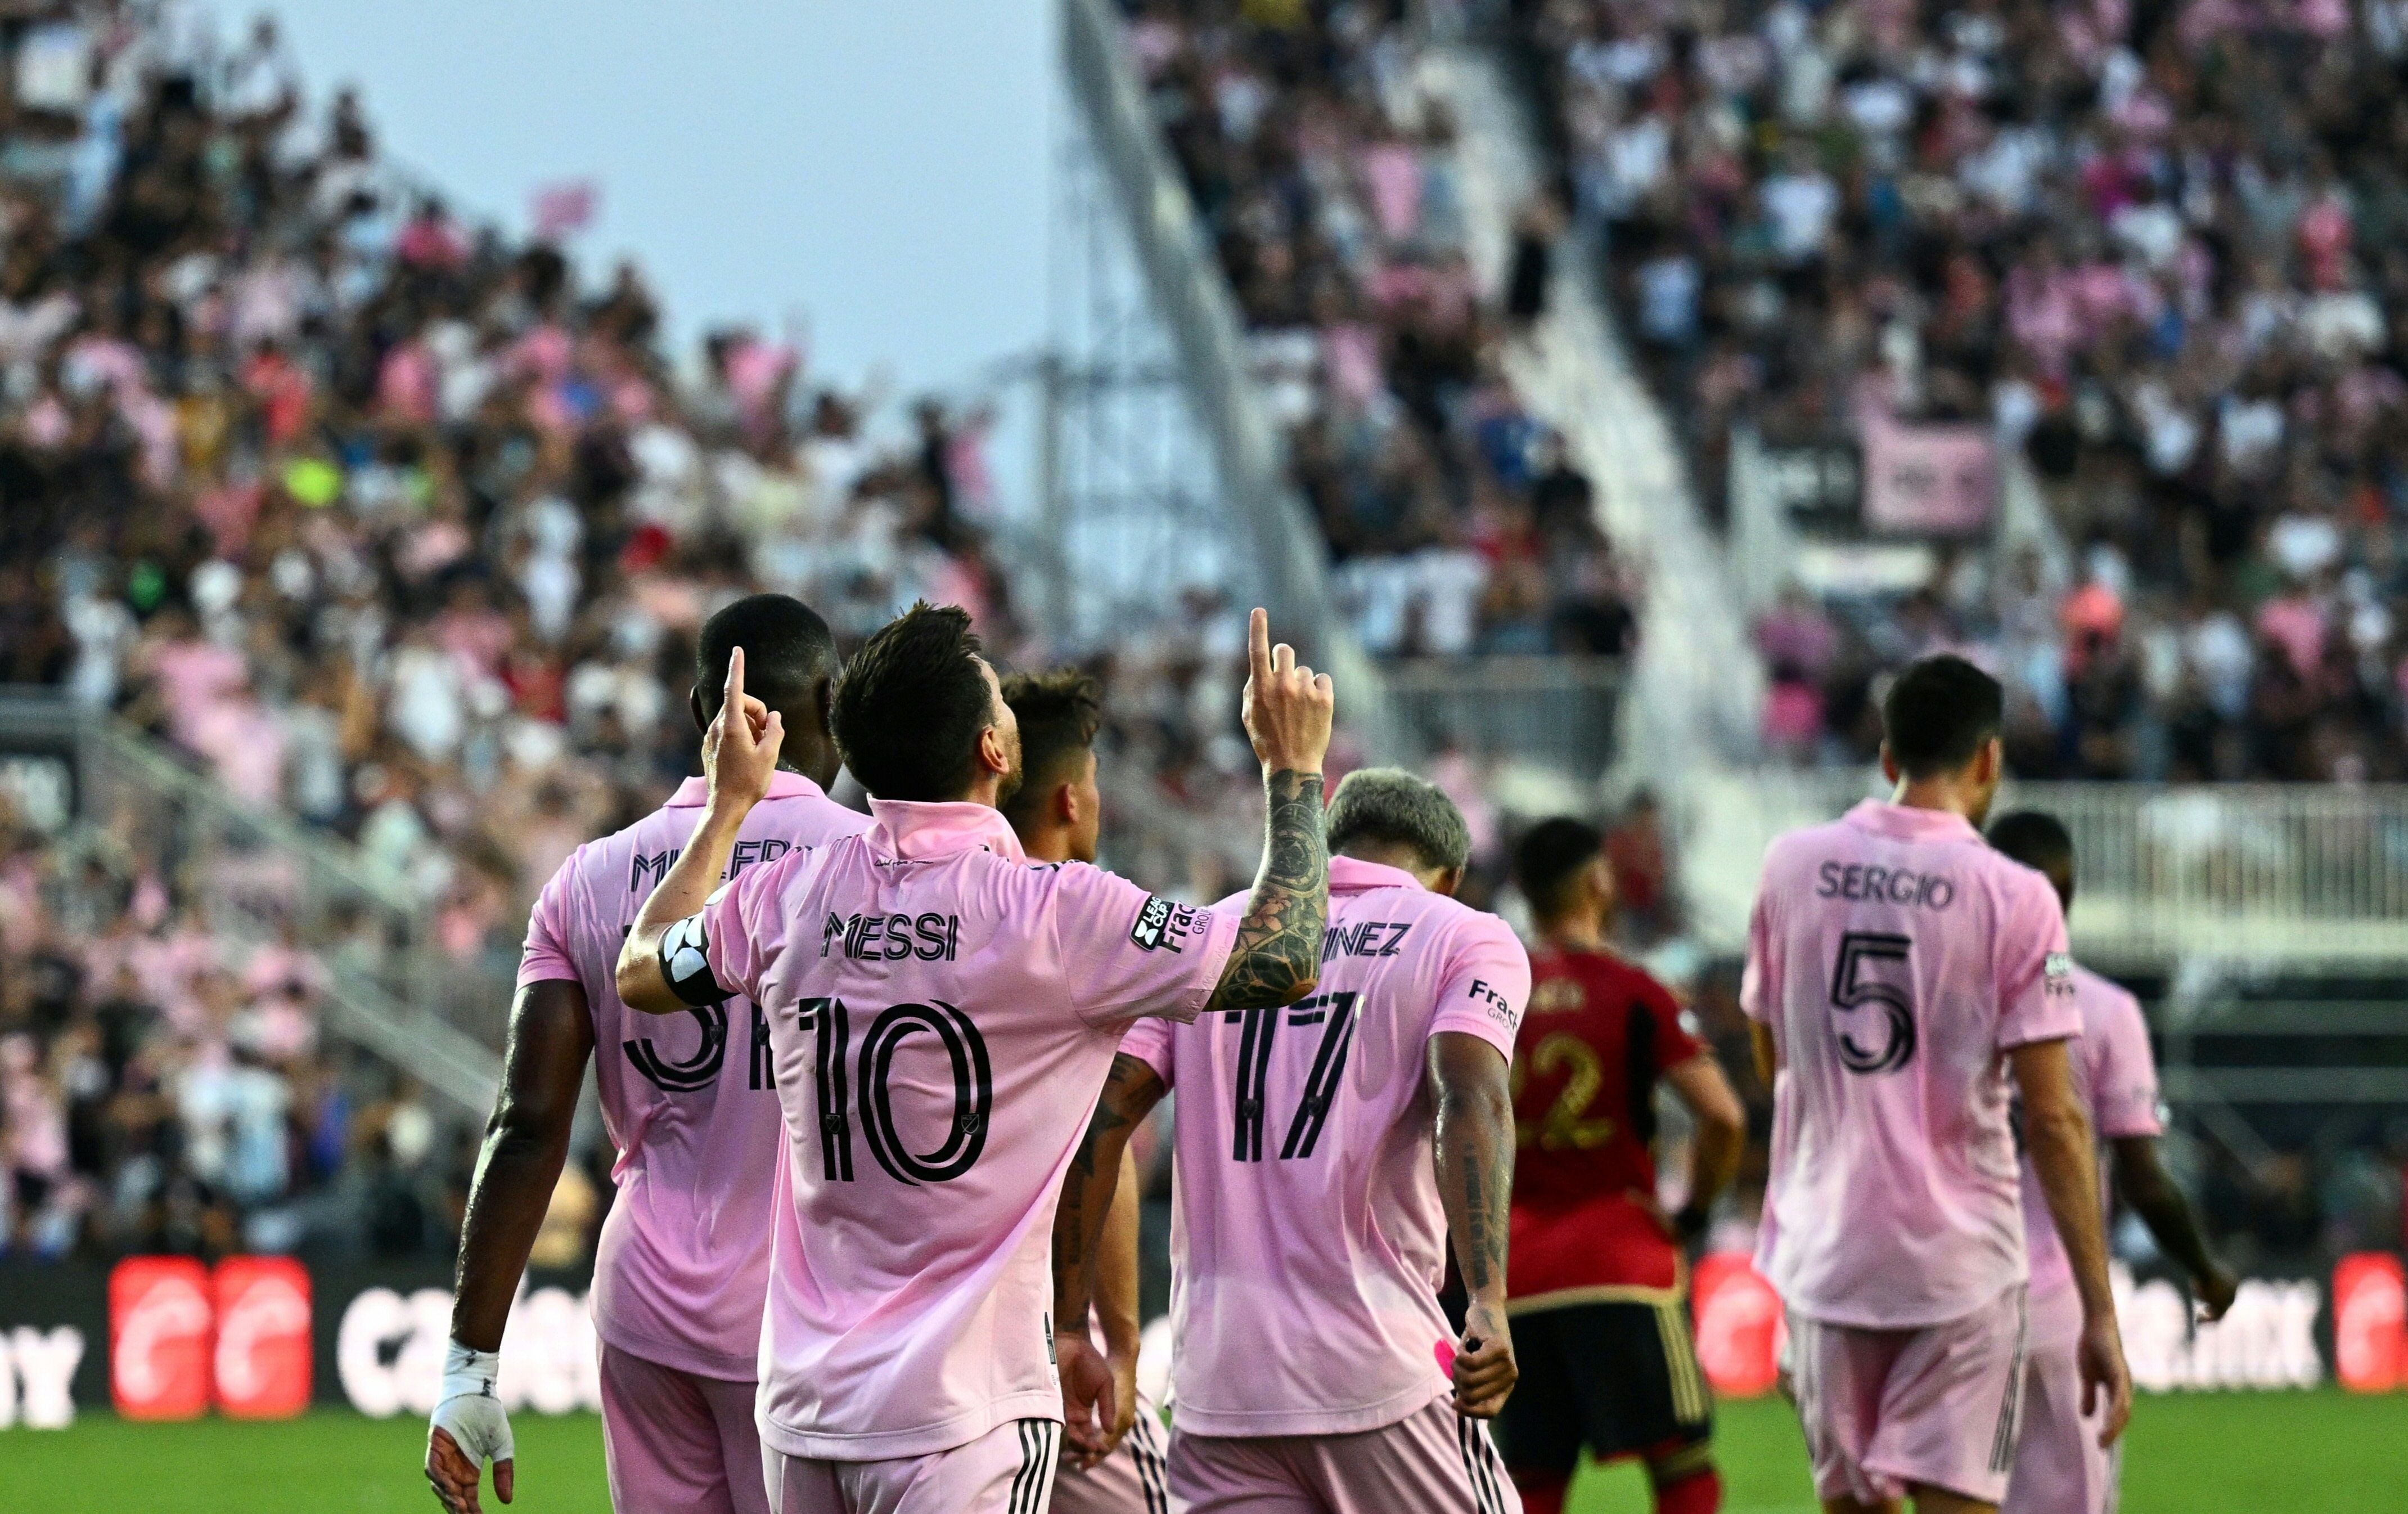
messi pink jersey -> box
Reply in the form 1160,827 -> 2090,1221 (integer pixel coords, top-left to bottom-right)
1741,800 -> 2078,1329
517,772 -> 870,1380
697,799 -> 1238,1460
2022,964 -> 2162,1302
1118,856 -> 1529,1439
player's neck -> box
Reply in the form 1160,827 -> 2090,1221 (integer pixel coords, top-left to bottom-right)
1890,776 -> 1983,822
1018,828 -> 1075,865
1537,917 -> 1609,954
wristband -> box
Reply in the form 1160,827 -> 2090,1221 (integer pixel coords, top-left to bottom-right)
441,1340 -> 503,1402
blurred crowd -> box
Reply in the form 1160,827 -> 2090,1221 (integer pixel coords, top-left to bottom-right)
0,3 -> 1035,1260
1514,0 -> 2408,779
1124,0 -> 1645,661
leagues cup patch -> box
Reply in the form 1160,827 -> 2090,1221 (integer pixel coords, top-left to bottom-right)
1129,894 -> 1199,953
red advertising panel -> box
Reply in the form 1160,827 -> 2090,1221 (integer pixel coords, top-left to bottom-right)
211,1257 -> 313,1418
2334,1252 -> 2405,1394
1691,1252 -> 1785,1399
109,1257 -> 212,1421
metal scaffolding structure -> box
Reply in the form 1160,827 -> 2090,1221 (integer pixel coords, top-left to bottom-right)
1033,91 -> 1245,652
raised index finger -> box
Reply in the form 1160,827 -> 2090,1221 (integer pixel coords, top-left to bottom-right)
725,645 -> 746,708
1248,608 -> 1271,683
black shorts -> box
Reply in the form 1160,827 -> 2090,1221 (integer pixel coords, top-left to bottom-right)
1496,1297 -> 1713,1479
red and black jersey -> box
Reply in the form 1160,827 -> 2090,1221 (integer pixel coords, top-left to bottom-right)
1507,945 -> 1703,1308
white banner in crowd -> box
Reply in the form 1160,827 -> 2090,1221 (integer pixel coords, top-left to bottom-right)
337,1287 -> 602,1418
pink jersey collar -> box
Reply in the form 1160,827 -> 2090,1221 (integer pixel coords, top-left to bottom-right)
1843,798 -> 1981,843
864,798 -> 1029,862
1329,855 -> 1425,893
665,771 -> 831,808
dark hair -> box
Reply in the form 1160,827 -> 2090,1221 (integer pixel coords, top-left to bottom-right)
1514,816 -> 1605,920
1987,809 -> 2075,910
1326,769 -> 1472,873
696,594 -> 836,723
1000,668 -> 1102,828
1882,654 -> 2004,779
835,602 -> 992,801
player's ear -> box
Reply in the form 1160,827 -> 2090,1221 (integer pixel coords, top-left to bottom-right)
1433,864 -> 1465,898
813,672 -> 837,740
1878,741 -> 1901,785
1977,735 -> 2002,788
1055,779 -> 1079,826
690,683 -> 709,737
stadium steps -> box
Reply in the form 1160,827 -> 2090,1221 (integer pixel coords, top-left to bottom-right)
0,689 -> 502,1119
1407,37 -> 1774,941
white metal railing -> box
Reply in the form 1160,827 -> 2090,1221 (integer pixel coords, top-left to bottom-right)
1683,770 -> 2408,967
1383,657 -> 1624,778
3,693 -> 503,1116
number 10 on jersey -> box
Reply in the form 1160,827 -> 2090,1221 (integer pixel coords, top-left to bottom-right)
799,997 -> 993,1184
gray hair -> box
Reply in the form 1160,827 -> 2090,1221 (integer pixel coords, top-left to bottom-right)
1324,767 -> 1471,873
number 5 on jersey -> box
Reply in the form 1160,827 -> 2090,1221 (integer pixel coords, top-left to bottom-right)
1829,932 -> 1916,1074
799,998 -> 992,1183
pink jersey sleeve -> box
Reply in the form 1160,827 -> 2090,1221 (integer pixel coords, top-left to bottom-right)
1739,883 -> 1778,1025
1054,867 -> 1239,1028
1116,1016 -> 1176,1089
1425,913 -> 1530,1060
517,849 -> 583,987
1993,866 -> 2080,1049
2089,985 -> 2164,1138
701,847 -> 799,1004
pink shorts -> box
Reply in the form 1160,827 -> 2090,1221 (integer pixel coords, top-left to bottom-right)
765,1418 -> 1061,1514
598,1343 -> 770,1514
1169,1394 -> 1519,1514
1789,1286 -> 2029,1507
2002,1286 -> 2117,1514
1048,1404 -> 1171,1514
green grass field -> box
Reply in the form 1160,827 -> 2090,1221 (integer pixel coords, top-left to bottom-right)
1,1392 -> 2401,1512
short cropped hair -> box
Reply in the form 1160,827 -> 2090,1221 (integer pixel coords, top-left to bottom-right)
696,594 -> 836,722
1000,668 -> 1102,828
1882,654 -> 2004,779
835,603 -> 992,801
1513,816 -> 1605,921
1325,768 -> 1471,873
1987,809 -> 2075,909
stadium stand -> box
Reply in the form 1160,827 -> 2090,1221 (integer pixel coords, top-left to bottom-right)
1510,0 -> 2408,781
0,6 -> 1247,1261
1124,0 -> 1646,662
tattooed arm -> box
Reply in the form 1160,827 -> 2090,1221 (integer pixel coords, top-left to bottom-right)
1203,767 -> 1329,1013
1051,1054 -> 1168,1459
1205,607 -> 1337,1014
1428,1029 -> 1518,1417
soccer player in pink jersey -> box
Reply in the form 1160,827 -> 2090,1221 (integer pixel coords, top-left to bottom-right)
1741,655 -> 2132,1514
615,603 -> 1335,1514
1985,810 -> 2235,1514
427,595 -> 870,1514
1000,668 -> 1174,1514
1054,767 -> 1530,1514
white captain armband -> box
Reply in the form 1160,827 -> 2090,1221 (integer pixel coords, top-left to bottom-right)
661,911 -> 732,1007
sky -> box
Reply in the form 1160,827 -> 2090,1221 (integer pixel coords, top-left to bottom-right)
266,1 -> 1055,401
